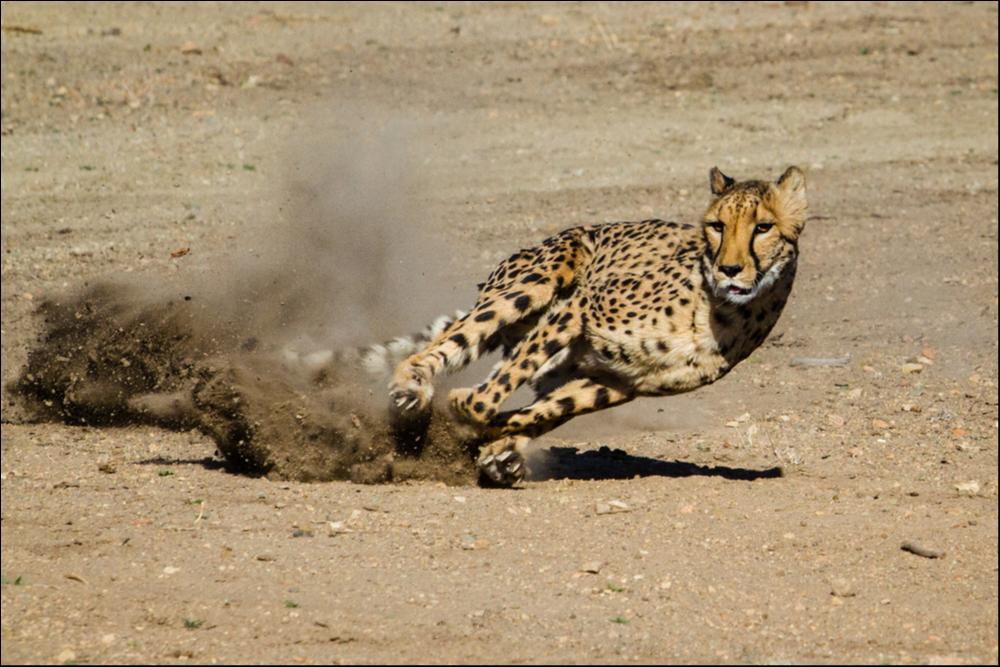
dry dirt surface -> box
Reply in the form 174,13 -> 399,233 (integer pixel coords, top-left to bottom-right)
2,2 -> 998,664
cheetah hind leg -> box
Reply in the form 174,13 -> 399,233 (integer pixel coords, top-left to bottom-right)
474,375 -> 635,487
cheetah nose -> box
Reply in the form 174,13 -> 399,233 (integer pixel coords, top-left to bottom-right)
718,264 -> 742,277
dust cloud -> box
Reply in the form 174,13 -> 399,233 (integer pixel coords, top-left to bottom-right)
11,115 -> 480,484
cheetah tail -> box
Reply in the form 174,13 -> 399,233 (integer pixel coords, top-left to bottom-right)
336,310 -> 466,380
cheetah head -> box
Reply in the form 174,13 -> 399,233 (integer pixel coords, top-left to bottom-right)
700,166 -> 807,305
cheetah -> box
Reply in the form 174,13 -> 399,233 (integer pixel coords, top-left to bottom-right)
389,166 -> 808,486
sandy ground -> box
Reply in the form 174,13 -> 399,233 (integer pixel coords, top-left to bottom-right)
2,1 -> 998,664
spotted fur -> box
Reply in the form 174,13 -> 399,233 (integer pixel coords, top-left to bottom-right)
390,166 -> 808,485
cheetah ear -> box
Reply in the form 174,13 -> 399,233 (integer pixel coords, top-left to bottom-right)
776,166 -> 806,198
772,166 -> 808,235
709,167 -> 735,196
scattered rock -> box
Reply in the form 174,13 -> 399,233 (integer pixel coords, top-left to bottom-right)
162,566 -> 180,575
830,577 -> 856,598
790,356 -> 850,367
872,418 -> 891,431
901,362 -> 924,374
327,521 -> 351,535
460,534 -> 488,550
595,499 -> 630,515
725,413 -> 751,427
179,41 -> 202,55
901,542 -> 944,559
579,561 -> 603,574
98,462 -> 116,473
954,480 -> 980,496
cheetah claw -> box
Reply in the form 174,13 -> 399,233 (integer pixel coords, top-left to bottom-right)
477,438 -> 528,488
388,379 -> 434,417
390,390 -> 422,413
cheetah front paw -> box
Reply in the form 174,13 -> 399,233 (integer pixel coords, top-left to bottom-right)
388,368 -> 434,416
477,436 -> 529,488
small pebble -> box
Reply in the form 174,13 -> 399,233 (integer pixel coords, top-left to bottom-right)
596,499 -> 630,515
954,480 -> 980,496
460,534 -> 488,550
790,356 -> 849,367
830,577 -> 856,598
901,542 -> 944,559
327,521 -> 350,535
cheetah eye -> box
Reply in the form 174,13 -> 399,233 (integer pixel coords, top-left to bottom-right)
754,222 -> 774,234
706,221 -> 725,234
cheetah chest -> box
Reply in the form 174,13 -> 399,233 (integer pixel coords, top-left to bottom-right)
580,271 -> 792,396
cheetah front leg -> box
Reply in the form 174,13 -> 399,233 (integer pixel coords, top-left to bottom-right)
389,228 -> 588,416
388,286 -> 555,415
475,375 -> 635,486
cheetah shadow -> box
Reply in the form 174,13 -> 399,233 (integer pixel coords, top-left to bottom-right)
530,445 -> 783,482
135,455 -> 232,471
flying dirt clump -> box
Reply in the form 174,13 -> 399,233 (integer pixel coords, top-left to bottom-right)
11,121 -> 480,485
12,283 -> 476,484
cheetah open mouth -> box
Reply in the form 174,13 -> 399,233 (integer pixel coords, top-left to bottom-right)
727,285 -> 752,296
